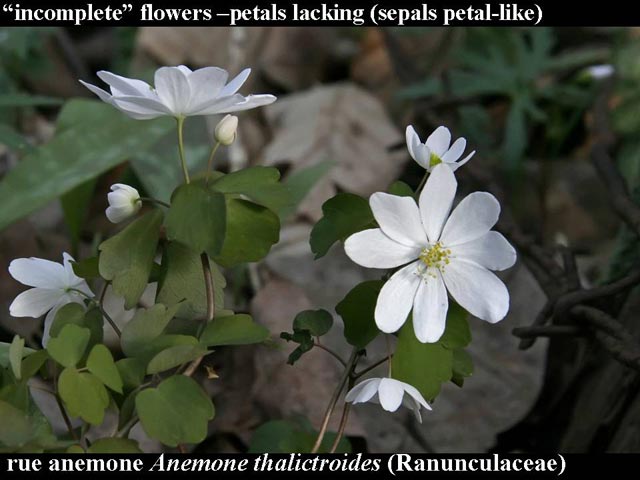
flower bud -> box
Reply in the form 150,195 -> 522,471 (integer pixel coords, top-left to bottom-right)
106,184 -> 141,223
214,114 -> 238,146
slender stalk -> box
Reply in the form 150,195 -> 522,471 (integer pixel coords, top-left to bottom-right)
313,343 -> 347,367
116,415 -> 139,438
55,394 -> 79,442
310,349 -> 358,453
353,355 -> 392,379
177,116 -> 190,184
205,141 -> 221,186
98,282 -> 121,338
414,171 -> 429,199
139,197 -> 170,209
329,378 -> 354,453
385,335 -> 393,377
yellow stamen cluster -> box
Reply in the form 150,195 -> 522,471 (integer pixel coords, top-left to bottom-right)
418,242 -> 451,277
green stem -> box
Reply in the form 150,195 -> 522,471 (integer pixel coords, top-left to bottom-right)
414,171 -> 429,199
329,376 -> 354,453
205,141 -> 221,186
177,116 -> 190,184
353,355 -> 392,379
139,197 -> 170,209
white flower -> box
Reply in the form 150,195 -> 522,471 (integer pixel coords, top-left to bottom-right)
406,125 -> 475,172
344,164 -> 516,343
8,253 -> 94,345
345,377 -> 432,423
106,183 -> 141,224
585,64 -> 614,80
80,66 -> 276,120
214,114 -> 238,145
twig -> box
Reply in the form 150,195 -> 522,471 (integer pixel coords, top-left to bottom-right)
99,282 -> 121,338
329,395 -> 352,453
314,343 -> 347,367
310,349 -> 359,453
353,355 -> 392,379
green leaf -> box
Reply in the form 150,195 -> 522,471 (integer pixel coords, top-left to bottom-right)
439,303 -> 471,350
49,303 -> 85,338
46,324 -> 90,368
336,280 -> 383,349
82,307 -> 105,348
214,198 -> 280,267
21,350 -> 48,380
166,183 -> 226,256
88,438 -> 141,453
293,310 -> 333,337
86,345 -> 123,394
451,349 -> 474,387
0,400 -> 32,447
99,209 -> 163,309
135,375 -> 214,447
310,193 -> 374,259
156,243 -> 225,320
0,124 -> 32,152
0,100 -> 172,231
146,344 -> 209,374
120,304 -> 181,358
248,418 -> 350,453
200,314 -> 269,346
58,368 -> 109,425
280,330 -> 314,365
0,93 -> 62,108
0,343 -> 35,370
71,256 -> 100,280
9,335 -> 24,380
61,179 -> 97,248
116,358 -> 146,391
388,181 -> 414,197
211,166 -> 291,214
391,320 -> 453,401
281,160 -> 333,219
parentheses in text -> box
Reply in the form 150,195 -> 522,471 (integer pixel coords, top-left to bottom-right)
534,3 -> 542,25
557,454 -> 566,476
386,454 -> 397,477
370,3 -> 379,25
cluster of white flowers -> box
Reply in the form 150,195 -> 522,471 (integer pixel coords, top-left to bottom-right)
343,125 -> 516,420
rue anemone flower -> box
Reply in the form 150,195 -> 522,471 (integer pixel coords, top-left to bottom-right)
106,183 -> 142,224
344,164 -> 516,343
8,253 -> 94,345
80,66 -> 276,120
345,377 -> 432,423
406,125 -> 475,172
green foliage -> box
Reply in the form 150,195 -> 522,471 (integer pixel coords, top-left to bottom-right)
281,310 -> 334,365
166,183 -> 227,256
71,256 -> 100,280
210,166 -> 291,214
156,243 -> 225,320
310,193 -> 375,259
135,375 -> 215,447
281,160 -> 334,219
0,100 -> 172,231
387,181 -> 414,197
249,418 -> 350,453
452,349 -> 474,387
46,324 -> 91,369
200,314 -> 270,347
9,335 -> 24,380
86,345 -> 123,394
215,198 -> 280,267
120,303 -> 181,359
58,368 -> 110,425
336,280 -> 383,349
99,210 -> 163,309
88,438 -> 142,453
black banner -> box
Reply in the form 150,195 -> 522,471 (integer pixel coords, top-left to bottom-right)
0,0 -> 635,27
0,453 -> 636,478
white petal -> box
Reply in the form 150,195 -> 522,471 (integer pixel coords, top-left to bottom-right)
107,190 -> 132,207
9,257 -> 66,289
370,193 -> 427,247
154,66 -> 191,115
442,260 -> 510,323
344,229 -> 420,269
412,269 -> 448,343
450,150 -> 475,171
112,95 -> 173,117
441,137 -> 466,163
106,205 -> 134,224
414,144 -> 431,169
111,183 -> 139,196
186,93 -> 246,116
177,65 -> 192,75
419,163 -> 457,243
405,125 -> 421,161
220,68 -> 251,97
216,94 -> 277,113
401,382 -> 432,411
96,71 -> 154,98
403,396 -> 423,423
9,288 -> 63,318
79,81 -> 113,103
425,126 -> 451,157
184,67 -> 229,113
449,232 -> 516,271
375,261 -> 421,333
378,378 -> 405,412
440,192 -> 500,246
345,378 -> 382,404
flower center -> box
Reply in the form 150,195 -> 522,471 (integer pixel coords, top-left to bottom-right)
417,242 -> 451,277
430,152 -> 442,168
